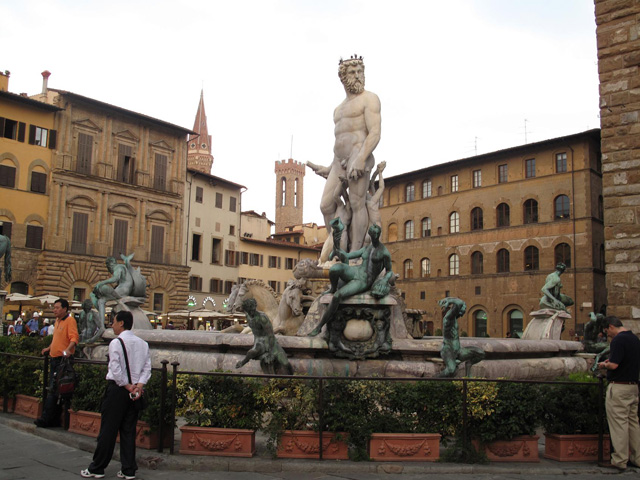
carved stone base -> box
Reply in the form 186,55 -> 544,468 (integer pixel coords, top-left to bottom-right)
522,310 -> 571,340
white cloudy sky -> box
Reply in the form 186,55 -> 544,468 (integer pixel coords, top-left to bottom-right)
1,0 -> 599,226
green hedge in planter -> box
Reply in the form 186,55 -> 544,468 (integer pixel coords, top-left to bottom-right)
257,377 -> 318,456
70,364 -> 108,412
0,336 -> 49,398
177,373 -> 262,431
467,380 -> 543,443
540,372 -> 605,435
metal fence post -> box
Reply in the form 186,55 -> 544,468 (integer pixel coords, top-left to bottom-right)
42,353 -> 49,404
462,379 -> 469,449
170,361 -> 179,455
158,360 -> 168,453
318,377 -> 324,461
598,375 -> 605,464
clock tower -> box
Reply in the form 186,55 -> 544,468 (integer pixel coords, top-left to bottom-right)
187,90 -> 214,174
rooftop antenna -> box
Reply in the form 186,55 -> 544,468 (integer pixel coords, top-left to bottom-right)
474,136 -> 479,156
290,135 -> 293,159
524,119 -> 529,144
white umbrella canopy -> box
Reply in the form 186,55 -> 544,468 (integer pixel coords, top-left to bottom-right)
5,293 -> 40,305
33,294 -> 62,305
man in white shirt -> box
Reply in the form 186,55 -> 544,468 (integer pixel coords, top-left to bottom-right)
81,311 -> 151,480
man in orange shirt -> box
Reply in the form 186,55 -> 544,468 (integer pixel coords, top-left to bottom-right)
35,298 -> 79,428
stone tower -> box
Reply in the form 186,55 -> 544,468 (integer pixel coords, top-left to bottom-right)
275,158 -> 305,233
187,90 -> 213,174
595,1 -> 640,330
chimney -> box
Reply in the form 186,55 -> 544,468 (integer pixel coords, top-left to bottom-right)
41,70 -> 51,94
0,70 -> 9,92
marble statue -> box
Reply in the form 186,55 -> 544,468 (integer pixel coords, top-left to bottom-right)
439,297 -> 485,377
310,54 -> 381,258
91,254 -> 151,330
235,298 -> 293,375
78,299 -> 105,343
539,263 -> 574,311
310,223 -> 394,337
0,234 -> 11,283
272,279 -> 314,336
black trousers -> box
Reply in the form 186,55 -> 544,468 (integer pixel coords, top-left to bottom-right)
39,356 -> 62,426
88,381 -> 139,476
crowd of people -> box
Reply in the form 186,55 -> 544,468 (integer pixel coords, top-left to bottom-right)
4,311 -> 53,336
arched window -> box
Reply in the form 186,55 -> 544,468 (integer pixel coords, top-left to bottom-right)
421,217 -> 431,237
294,178 -> 299,207
422,179 -> 432,198
524,199 -> 538,224
405,183 -> 415,202
474,310 -> 488,337
471,207 -> 483,230
471,251 -> 483,275
497,203 -> 510,227
449,212 -> 459,234
449,254 -> 459,275
404,220 -> 414,240
509,309 -> 524,336
10,281 -> 29,295
524,245 -> 539,271
420,258 -> 431,277
554,242 -> 571,267
387,223 -> 398,242
281,177 -> 286,206
403,259 -> 413,279
554,195 -> 570,220
497,249 -> 510,273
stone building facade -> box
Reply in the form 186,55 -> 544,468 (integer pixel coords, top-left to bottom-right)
275,158 -> 305,233
28,81 -> 191,314
595,0 -> 640,331
379,130 -> 605,338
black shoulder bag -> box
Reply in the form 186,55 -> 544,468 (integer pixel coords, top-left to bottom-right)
117,337 -> 147,412
54,356 -> 78,397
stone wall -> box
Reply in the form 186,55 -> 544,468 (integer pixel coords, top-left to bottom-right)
595,0 -> 640,330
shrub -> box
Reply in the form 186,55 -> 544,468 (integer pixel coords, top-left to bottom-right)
70,363 -> 108,411
540,372 -> 604,435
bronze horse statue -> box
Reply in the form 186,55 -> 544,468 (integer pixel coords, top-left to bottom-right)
0,235 -> 11,283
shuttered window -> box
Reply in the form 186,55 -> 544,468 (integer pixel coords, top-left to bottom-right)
77,133 -> 93,174
30,171 -> 47,193
150,225 -> 165,263
0,165 -> 16,187
26,225 -> 43,249
71,212 -> 88,254
117,144 -> 134,184
154,154 -> 167,191
112,219 -> 128,257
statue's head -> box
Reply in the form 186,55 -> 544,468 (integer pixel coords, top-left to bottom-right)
82,299 -> 93,311
556,262 -> 567,273
241,297 -> 257,314
105,257 -> 116,271
339,55 -> 365,94
368,223 -> 381,240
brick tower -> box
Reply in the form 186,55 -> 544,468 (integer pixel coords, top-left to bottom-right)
187,90 -> 213,174
275,158 -> 305,233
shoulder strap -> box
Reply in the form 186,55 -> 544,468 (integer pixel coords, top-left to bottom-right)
117,337 -> 133,384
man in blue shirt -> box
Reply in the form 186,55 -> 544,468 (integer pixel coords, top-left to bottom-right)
598,316 -> 640,471
26,313 -> 39,337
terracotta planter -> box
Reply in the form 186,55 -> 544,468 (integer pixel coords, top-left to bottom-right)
544,433 -> 610,462
277,430 -> 349,459
14,394 -> 42,419
68,410 -> 101,437
179,426 -> 255,457
68,410 -> 171,449
0,396 -> 15,413
473,435 -> 540,462
134,420 -> 172,450
369,433 -> 441,461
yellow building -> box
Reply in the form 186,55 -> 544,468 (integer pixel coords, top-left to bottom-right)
0,71 -> 61,310
380,129 -> 605,339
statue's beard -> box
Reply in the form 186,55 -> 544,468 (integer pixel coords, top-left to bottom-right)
344,77 -> 364,94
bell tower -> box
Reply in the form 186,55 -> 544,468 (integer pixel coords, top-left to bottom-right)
275,158 -> 305,233
187,90 -> 213,174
